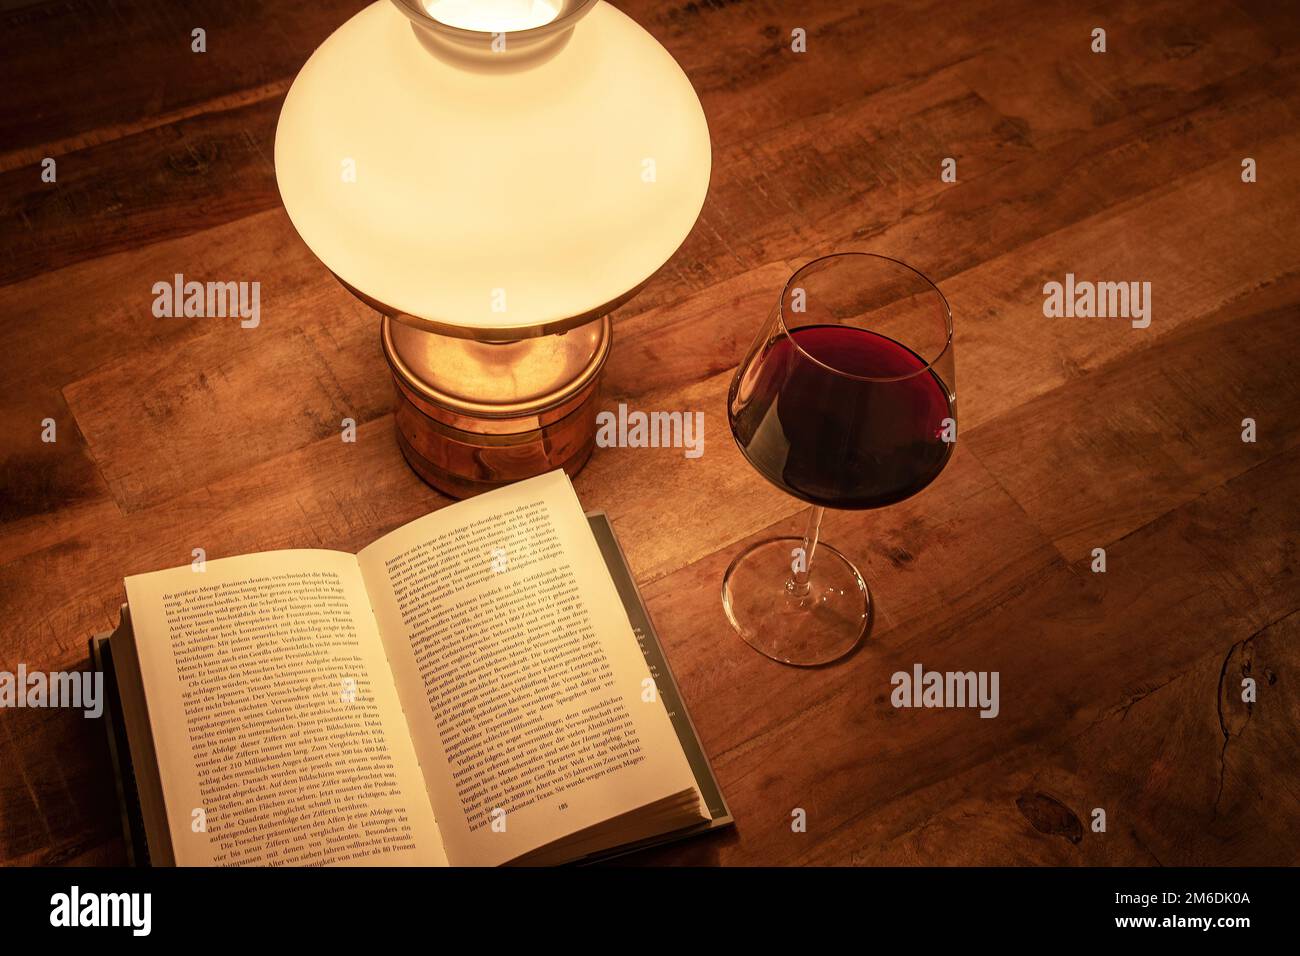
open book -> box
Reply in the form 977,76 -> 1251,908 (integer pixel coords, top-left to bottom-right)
103,470 -> 729,866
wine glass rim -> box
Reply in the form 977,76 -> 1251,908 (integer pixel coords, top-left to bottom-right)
777,252 -> 954,384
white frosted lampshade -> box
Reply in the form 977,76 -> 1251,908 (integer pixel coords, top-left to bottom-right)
274,0 -> 711,337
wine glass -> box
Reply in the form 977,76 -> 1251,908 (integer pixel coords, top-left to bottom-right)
723,252 -> 956,665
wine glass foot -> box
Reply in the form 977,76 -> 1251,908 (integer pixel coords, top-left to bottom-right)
721,537 -> 871,666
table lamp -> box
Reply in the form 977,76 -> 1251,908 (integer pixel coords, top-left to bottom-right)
275,0 -> 712,497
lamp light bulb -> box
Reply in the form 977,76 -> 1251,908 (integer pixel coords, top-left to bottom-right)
424,0 -> 561,32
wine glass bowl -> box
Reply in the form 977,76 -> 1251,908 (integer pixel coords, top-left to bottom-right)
723,253 -> 955,666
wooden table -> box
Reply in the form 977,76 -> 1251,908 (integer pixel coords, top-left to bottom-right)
1,0 -> 1297,866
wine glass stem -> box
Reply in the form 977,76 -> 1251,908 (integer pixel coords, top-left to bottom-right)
789,505 -> 825,599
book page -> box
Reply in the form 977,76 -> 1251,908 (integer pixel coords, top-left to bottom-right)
357,470 -> 702,866
124,550 -> 447,866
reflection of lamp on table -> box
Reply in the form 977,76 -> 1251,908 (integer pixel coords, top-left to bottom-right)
275,0 -> 711,497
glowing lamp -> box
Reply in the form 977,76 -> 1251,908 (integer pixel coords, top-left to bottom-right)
275,0 -> 711,496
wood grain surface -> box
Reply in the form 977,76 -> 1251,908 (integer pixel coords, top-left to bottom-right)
0,0 -> 1297,866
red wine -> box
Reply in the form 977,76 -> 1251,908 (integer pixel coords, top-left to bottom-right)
729,325 -> 954,509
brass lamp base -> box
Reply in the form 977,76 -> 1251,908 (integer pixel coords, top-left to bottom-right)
380,315 -> 611,499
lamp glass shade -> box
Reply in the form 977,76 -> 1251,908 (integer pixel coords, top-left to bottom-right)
274,0 -> 711,337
